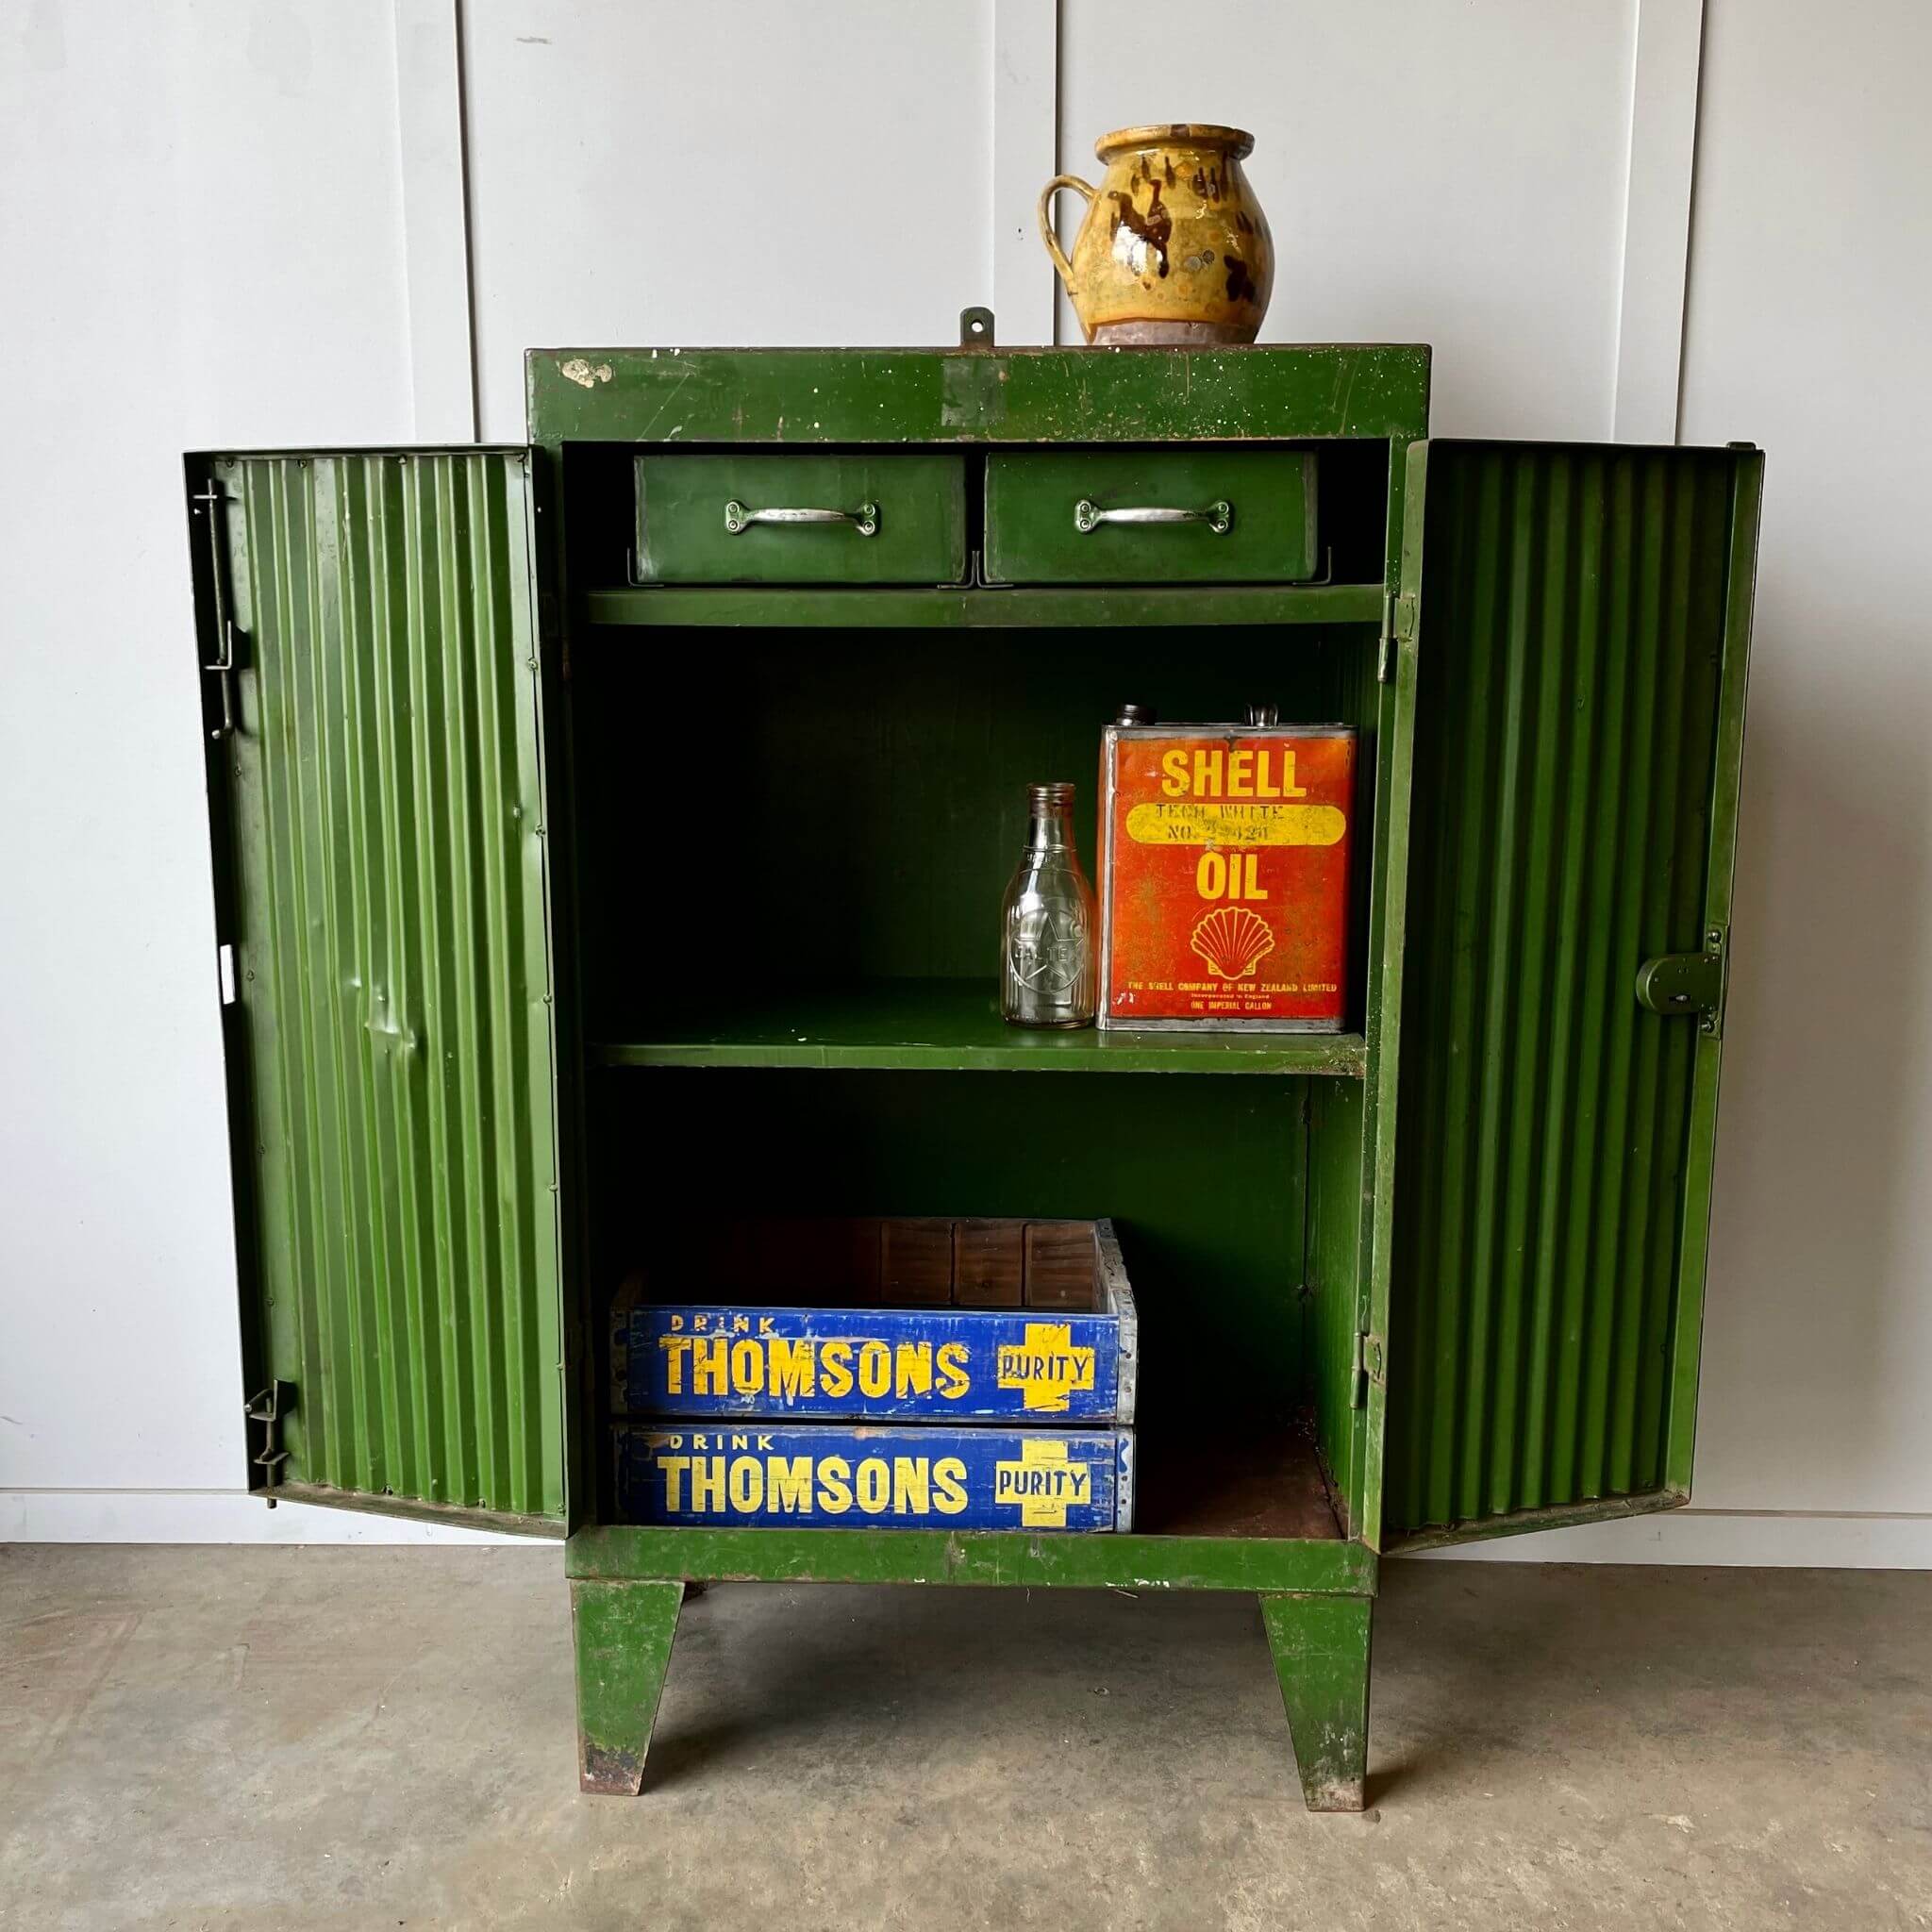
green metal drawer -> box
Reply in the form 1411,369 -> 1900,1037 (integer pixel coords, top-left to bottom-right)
634,454 -> 968,585
984,449 -> 1317,585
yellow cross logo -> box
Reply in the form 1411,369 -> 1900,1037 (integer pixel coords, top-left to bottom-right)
995,1323 -> 1097,1413
993,1437 -> 1093,1528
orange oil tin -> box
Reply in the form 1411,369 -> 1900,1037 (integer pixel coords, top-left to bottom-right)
1098,721 -> 1355,1031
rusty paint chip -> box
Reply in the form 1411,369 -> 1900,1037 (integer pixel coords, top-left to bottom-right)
579,1742 -> 645,1796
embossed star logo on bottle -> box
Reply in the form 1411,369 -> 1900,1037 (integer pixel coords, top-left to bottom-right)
1013,903 -> 1090,995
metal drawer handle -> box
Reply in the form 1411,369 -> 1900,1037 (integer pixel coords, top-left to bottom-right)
1074,498 -> 1232,535
724,499 -> 879,537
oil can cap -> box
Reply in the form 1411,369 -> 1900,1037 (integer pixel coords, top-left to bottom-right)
1245,703 -> 1280,726
1116,703 -> 1157,725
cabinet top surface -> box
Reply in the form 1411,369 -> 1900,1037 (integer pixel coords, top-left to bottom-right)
525,341 -> 1431,446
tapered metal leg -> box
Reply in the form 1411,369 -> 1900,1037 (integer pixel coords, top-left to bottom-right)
572,1579 -> 684,1795
1260,1591 -> 1373,1812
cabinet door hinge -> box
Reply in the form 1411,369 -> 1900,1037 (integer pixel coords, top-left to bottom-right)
1379,591 -> 1417,683
244,1380 -> 294,1507
1635,925 -> 1727,1038
1351,1331 -> 1386,1408
192,479 -> 242,739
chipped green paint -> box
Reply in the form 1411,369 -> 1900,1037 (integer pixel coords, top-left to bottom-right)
566,1526 -> 1377,1596
1262,1591 -> 1373,1811
527,343 -> 1432,446
572,1579 -> 684,1795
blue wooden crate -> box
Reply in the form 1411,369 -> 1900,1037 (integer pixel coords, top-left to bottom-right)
613,1423 -> 1135,1532
611,1218 -> 1137,1424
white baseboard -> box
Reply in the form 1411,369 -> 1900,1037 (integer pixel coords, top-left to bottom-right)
4,1490 -> 1930,1565
0,1490 -> 532,1545
1405,1508 -> 1932,1568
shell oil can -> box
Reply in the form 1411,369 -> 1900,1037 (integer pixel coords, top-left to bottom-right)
1097,711 -> 1355,1031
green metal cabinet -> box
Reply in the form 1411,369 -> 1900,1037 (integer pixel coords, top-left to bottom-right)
187,330 -> 1759,1808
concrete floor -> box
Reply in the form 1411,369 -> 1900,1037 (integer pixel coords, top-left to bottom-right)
1,1550 -> 1927,1931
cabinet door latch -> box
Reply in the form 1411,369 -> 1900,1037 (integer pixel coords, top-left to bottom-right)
1351,1332 -> 1386,1408
1636,927 -> 1727,1038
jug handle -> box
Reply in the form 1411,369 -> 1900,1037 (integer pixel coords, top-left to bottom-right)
1037,175 -> 1097,295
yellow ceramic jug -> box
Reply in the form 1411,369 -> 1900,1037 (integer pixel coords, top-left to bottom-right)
1039,125 -> 1274,344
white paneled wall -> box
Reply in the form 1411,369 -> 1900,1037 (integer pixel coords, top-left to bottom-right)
2,0 -> 1927,1559
1424,0 -> 1932,1567
1674,0 -> 1932,1517
1060,0 -> 1638,437
0,1 -> 424,1540
461,0 -> 994,439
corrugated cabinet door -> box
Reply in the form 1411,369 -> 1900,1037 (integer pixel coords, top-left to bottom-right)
190,450 -> 564,1533
1381,441 -> 1761,1549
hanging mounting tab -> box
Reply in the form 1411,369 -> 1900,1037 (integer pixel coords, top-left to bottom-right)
959,307 -> 995,348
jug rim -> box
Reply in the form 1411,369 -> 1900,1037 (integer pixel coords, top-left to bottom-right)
1095,124 -> 1255,161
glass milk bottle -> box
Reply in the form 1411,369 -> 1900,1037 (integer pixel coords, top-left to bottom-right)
1000,783 -> 1098,1028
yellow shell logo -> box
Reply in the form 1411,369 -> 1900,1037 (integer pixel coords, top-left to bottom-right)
1190,906 -> 1275,980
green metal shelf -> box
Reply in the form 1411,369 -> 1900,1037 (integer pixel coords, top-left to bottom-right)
589,979 -> 1366,1076
581,581 -> 1386,629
